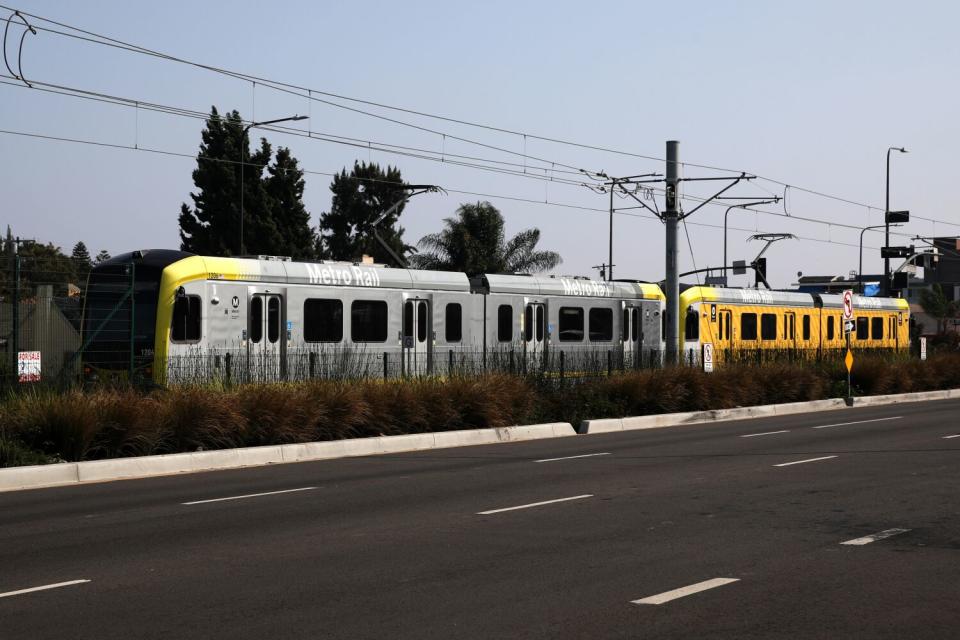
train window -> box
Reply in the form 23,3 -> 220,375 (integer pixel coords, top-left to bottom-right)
761,314 -> 777,341
537,306 -> 545,341
267,297 -> 281,344
171,294 -> 201,342
856,317 -> 868,340
589,308 -> 613,342
631,308 -> 639,342
249,297 -> 263,343
498,304 -> 513,342
827,316 -> 835,341
684,307 -> 699,341
725,312 -> 731,340
445,303 -> 462,343
741,313 -> 758,340
417,302 -> 428,343
622,308 -> 629,341
403,301 -> 414,338
559,307 -> 584,341
871,317 -> 883,340
303,299 -> 343,343
718,312 -> 724,341
525,305 -> 534,342
803,315 -> 810,341
352,300 -> 388,342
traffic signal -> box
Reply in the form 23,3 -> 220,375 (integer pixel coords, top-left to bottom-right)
891,272 -> 909,291
885,210 -> 910,223
881,245 -> 913,258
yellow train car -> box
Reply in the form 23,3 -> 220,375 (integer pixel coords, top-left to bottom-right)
678,286 -> 909,364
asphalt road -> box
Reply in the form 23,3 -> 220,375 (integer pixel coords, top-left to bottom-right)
2,398 -> 959,639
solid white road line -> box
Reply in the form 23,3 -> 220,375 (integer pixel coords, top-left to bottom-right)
740,430 -> 790,438
631,578 -> 740,605
811,416 -> 902,429
477,494 -> 593,515
182,487 -> 317,505
0,580 -> 90,599
534,452 -> 611,463
841,528 -> 911,546
773,455 -> 838,467
943,434 -> 960,439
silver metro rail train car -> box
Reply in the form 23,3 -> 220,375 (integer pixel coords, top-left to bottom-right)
81,250 -> 665,384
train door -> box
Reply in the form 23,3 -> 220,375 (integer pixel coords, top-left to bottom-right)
524,301 -> 546,369
784,311 -> 797,350
716,308 -> 732,358
621,303 -> 642,368
402,297 -> 431,376
248,293 -> 284,381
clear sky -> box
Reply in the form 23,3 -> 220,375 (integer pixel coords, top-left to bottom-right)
2,0 -> 958,287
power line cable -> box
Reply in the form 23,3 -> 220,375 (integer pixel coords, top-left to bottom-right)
0,126 -> 891,253
6,3 -> 958,231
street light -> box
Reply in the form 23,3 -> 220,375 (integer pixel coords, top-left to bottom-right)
883,146 -> 908,295
859,223 -> 900,294
239,115 -> 308,256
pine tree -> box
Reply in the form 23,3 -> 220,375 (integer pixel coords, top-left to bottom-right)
317,162 -> 412,262
71,241 -> 93,286
264,147 -> 315,260
178,107 -> 272,256
94,250 -> 111,264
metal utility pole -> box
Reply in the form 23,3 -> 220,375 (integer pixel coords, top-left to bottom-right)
239,115 -> 308,256
663,141 -> 681,365
883,146 -> 907,295
600,143 -> 752,364
609,181 -> 615,280
602,173 -> 661,281
859,223 -> 891,294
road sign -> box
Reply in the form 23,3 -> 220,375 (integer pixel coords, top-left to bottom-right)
703,343 -> 714,373
885,210 -> 910,224
17,351 -> 41,383
845,349 -> 854,373
920,337 -> 927,361
844,320 -> 855,334
842,289 -> 854,321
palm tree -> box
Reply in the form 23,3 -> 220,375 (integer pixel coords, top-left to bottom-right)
409,201 -> 561,276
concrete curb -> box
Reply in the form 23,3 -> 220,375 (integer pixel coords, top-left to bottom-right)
0,422 -> 576,493
578,389 -> 960,435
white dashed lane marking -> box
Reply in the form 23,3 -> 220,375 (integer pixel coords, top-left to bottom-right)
534,453 -> 611,463
182,487 -> 317,505
841,528 -> 911,546
477,495 -> 593,515
740,430 -> 790,438
0,580 -> 90,599
773,455 -> 838,467
631,578 -> 740,605
811,416 -> 902,429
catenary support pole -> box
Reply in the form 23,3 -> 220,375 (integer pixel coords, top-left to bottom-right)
664,141 -> 681,366
608,178 -> 614,281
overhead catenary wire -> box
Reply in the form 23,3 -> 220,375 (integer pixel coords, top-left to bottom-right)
0,126 -> 890,254
5,3 -> 958,231
0,76 -> 925,244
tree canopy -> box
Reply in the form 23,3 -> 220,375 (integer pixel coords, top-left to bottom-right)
918,283 -> 959,334
316,162 -> 412,263
409,201 -> 561,276
178,107 -> 314,257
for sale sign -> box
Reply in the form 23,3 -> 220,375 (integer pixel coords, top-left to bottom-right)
18,351 -> 41,383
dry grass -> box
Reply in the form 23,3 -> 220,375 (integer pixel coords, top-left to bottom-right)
1,353 -> 958,466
